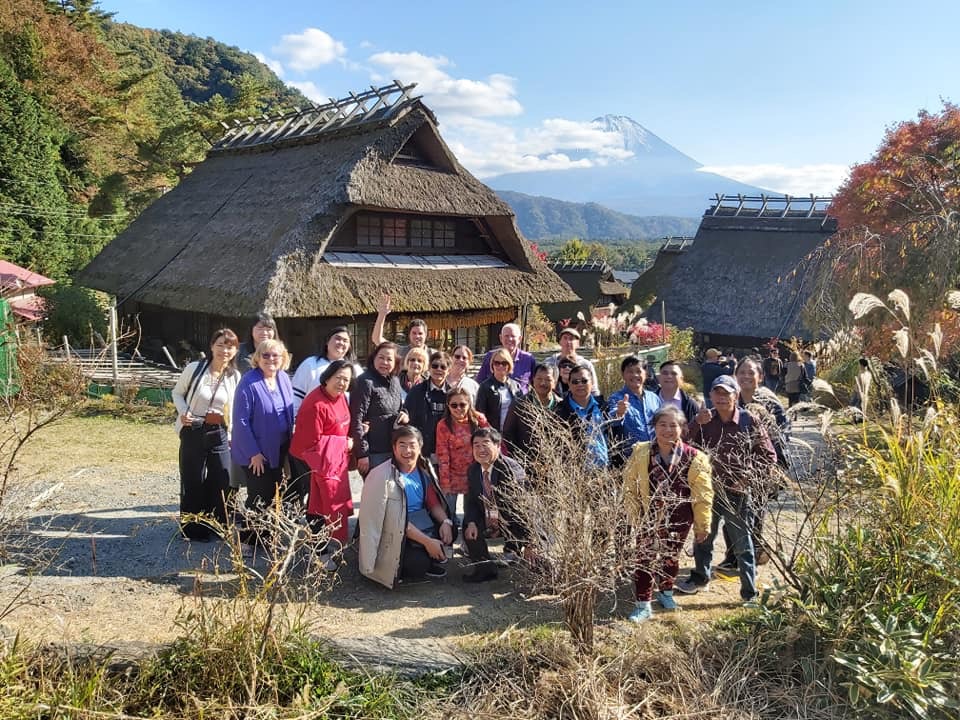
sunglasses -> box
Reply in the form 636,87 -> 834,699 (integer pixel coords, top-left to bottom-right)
492,360 -> 510,367
431,363 -> 449,370
449,402 -> 468,409
261,352 -> 282,359
569,378 -> 590,385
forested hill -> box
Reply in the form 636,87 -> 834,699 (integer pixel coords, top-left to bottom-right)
497,190 -> 700,241
0,0 -> 306,280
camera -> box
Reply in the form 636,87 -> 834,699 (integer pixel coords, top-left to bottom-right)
190,417 -> 205,430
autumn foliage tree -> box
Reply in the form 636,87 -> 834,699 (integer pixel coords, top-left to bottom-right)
809,103 -> 960,349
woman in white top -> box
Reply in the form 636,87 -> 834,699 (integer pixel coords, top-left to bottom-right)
171,328 -> 242,541
447,344 -> 479,402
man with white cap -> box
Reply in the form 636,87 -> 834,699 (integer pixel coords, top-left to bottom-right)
676,374 -> 777,606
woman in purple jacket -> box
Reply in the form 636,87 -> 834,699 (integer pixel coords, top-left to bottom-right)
231,339 -> 296,549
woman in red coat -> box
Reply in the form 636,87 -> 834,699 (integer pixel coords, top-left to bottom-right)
290,360 -> 355,567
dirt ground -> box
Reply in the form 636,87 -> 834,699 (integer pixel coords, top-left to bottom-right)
0,412 -> 823,649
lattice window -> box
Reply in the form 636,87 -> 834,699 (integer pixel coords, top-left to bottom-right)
382,217 -> 407,247
410,219 -> 431,248
357,215 -> 381,246
433,220 -> 456,249
355,214 -> 457,249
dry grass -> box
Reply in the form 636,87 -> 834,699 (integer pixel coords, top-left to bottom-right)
11,411 -> 177,480
449,621 -> 844,720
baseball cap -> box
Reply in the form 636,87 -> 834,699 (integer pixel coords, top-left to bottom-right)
559,327 -> 581,340
711,375 -> 740,394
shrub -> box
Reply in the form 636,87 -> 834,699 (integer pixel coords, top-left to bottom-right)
37,283 -> 107,346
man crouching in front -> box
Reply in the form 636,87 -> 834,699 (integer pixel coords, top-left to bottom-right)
359,426 -> 456,588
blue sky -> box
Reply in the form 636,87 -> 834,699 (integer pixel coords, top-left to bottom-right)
107,0 -> 959,195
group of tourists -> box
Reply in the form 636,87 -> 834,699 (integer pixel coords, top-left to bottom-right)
171,301 -> 795,623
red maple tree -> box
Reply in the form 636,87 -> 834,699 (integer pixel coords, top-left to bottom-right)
809,102 -> 960,349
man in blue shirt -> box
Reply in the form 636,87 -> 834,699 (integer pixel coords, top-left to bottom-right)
607,355 -> 662,463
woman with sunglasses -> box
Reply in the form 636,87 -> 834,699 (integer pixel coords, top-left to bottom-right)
436,387 -> 489,517
447,344 -> 479,402
402,351 -> 452,466
554,362 -> 615,469
475,348 -> 521,433
231,339 -> 296,553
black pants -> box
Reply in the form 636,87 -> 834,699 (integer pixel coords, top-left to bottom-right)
400,522 -> 458,579
241,448 -> 294,545
179,424 -> 230,540
288,455 -> 312,506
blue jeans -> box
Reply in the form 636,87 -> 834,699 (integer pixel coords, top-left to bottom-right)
692,489 -> 757,600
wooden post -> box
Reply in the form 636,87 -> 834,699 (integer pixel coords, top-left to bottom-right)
661,301 -> 667,344
162,346 -> 179,369
109,301 -> 119,388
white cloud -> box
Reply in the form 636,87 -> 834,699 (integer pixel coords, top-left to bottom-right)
252,51 -> 284,78
524,119 -> 633,160
368,51 -> 523,118
442,116 -> 634,178
697,163 -> 849,196
272,28 -> 346,72
288,80 -> 327,104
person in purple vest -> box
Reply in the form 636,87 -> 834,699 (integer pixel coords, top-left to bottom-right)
475,323 -> 536,393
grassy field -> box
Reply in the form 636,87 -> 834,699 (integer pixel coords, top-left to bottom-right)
13,404 -> 178,480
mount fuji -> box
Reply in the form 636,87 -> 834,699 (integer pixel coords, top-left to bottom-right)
489,115 -> 773,217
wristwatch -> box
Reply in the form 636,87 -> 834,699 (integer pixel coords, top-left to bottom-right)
442,518 -> 453,526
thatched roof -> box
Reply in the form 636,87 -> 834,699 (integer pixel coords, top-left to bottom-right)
77,83 -> 575,317
628,210 -> 838,339
598,280 -> 629,297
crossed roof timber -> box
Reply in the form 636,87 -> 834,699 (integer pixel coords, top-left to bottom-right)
212,80 -> 420,151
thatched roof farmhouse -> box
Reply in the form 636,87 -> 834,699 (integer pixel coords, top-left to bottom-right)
77,82 -> 575,361
541,260 -> 630,326
627,195 -> 837,348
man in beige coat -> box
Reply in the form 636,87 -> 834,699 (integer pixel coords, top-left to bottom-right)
358,426 -> 455,588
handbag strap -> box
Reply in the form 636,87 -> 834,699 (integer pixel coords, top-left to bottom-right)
188,367 -> 227,419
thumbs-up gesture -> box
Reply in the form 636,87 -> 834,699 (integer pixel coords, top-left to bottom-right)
616,395 -> 629,418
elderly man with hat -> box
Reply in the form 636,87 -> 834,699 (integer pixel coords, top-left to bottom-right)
677,374 -> 777,606
545,327 -> 600,395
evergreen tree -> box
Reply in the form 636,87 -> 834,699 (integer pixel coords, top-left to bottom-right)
0,55 -> 71,276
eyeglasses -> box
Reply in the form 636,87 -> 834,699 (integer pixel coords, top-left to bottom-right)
449,402 -> 468,409
261,353 -> 282,359
569,378 -> 590,385
431,363 -> 449,370
492,360 -> 510,367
